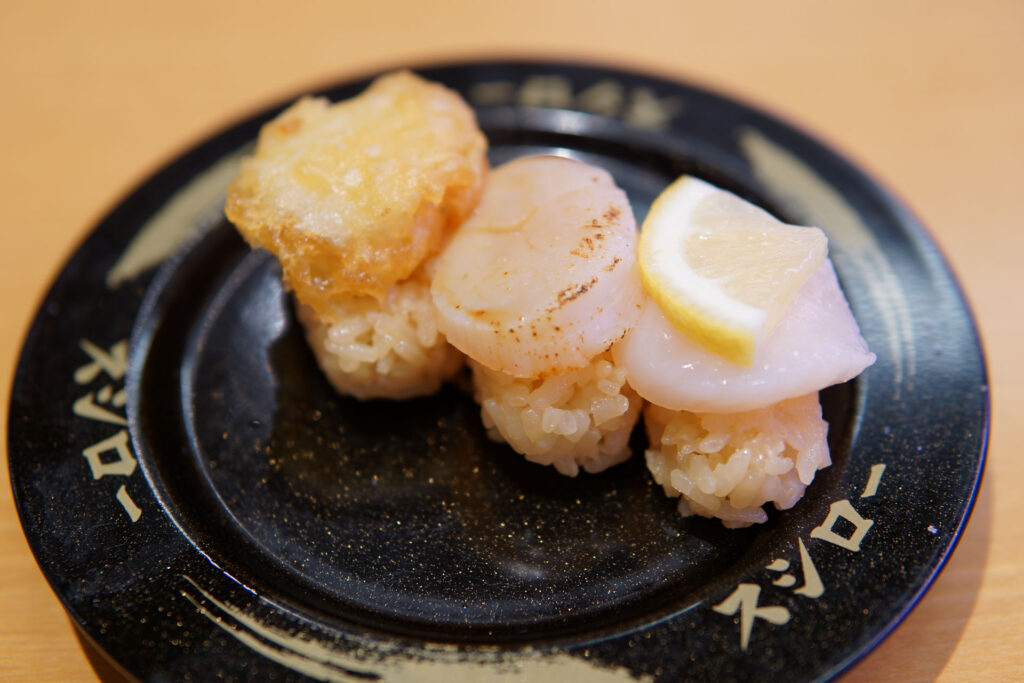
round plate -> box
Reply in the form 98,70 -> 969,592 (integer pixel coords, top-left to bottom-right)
9,60 -> 987,681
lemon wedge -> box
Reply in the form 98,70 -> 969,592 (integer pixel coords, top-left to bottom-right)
638,176 -> 828,367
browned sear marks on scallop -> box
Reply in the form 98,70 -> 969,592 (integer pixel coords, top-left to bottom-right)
555,276 -> 599,308
604,256 -> 622,272
570,233 -> 601,257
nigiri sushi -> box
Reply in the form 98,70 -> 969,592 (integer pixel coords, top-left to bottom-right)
431,156 -> 645,475
615,176 -> 875,525
225,71 -> 488,399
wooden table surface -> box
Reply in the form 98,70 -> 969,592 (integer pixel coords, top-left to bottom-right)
2,1 -> 1020,680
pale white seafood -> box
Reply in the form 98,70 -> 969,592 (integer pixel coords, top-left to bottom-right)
431,155 -> 644,378
614,260 -> 876,413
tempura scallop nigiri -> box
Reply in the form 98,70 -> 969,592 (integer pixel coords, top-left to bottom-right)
432,156 -> 645,475
225,71 -> 488,400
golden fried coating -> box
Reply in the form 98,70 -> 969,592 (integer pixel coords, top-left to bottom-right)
225,71 -> 488,317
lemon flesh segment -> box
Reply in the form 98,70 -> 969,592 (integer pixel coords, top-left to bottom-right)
638,176 -> 828,367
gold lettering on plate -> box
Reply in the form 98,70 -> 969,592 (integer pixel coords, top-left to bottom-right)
82,429 -> 137,479
712,584 -> 791,651
765,539 -> 824,598
73,385 -> 127,426
810,500 -> 874,552
74,339 -> 127,384
792,539 -> 824,599
713,465 -> 882,651
518,76 -> 574,109
73,338 -> 142,522
468,81 -> 517,106
575,79 -> 625,117
861,463 -> 886,498
770,570 -> 796,588
623,87 -> 681,129
116,485 -> 143,522
469,76 -> 682,130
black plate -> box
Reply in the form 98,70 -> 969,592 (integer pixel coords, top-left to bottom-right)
9,60 -> 987,681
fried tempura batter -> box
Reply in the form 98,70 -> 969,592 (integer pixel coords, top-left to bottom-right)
226,71 -> 488,318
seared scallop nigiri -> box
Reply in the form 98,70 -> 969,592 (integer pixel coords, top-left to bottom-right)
432,156 -> 645,475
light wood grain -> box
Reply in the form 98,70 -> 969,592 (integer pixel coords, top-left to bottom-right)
2,1 -> 1021,680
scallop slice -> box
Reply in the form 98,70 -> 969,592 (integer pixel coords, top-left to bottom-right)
614,260 -> 876,413
431,155 -> 644,378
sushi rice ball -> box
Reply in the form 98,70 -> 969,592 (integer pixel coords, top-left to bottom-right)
643,395 -> 830,527
471,352 -> 640,476
296,262 -> 465,400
